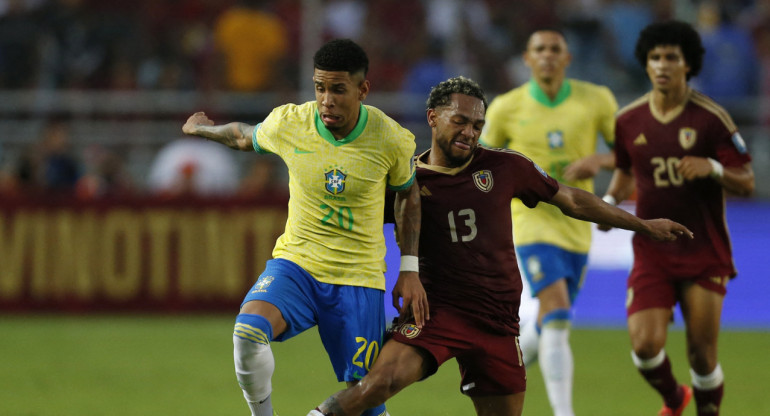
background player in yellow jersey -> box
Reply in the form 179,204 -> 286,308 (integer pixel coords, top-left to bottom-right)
181,39 -> 426,416
481,29 -> 618,416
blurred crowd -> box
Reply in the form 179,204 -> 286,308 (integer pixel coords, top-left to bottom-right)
0,114 -> 289,200
0,0 -> 768,199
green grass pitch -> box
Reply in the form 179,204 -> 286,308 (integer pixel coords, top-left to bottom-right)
0,315 -> 767,415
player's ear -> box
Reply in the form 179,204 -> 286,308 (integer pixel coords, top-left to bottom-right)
426,109 -> 437,128
358,79 -> 370,101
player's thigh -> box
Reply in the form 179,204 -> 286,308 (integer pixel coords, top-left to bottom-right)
240,300 -> 288,336
353,340 -> 430,393
240,258 -> 319,340
536,279 -> 570,320
317,285 -> 386,382
470,392 -> 525,416
680,280 -> 724,342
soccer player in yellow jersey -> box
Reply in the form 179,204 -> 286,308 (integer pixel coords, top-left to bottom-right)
182,39 -> 426,416
481,29 -> 618,416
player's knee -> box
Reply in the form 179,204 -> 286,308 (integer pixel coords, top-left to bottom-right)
357,368 -> 404,405
233,314 -> 275,402
687,344 -> 718,373
234,314 -> 273,344
541,308 -> 572,330
631,338 -> 664,359
233,314 -> 274,362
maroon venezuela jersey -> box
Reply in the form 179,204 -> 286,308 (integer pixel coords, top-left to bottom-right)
615,90 -> 751,279
411,146 -> 559,335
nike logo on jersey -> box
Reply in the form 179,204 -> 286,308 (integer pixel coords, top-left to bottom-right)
294,147 -> 314,154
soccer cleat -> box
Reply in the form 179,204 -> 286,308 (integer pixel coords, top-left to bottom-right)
658,385 -> 692,416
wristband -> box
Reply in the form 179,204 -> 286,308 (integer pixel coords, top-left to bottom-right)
400,255 -> 419,273
708,158 -> 724,179
602,194 -> 617,206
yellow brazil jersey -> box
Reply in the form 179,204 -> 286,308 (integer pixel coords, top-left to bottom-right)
482,79 -> 617,253
252,101 -> 416,290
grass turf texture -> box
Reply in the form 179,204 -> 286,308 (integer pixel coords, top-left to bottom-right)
1,315 -> 767,415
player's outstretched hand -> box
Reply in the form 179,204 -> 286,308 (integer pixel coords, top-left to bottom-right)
643,219 -> 694,241
392,271 -> 430,328
182,111 -> 214,135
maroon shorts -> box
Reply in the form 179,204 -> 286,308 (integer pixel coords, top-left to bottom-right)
389,307 -> 526,396
626,262 -> 729,317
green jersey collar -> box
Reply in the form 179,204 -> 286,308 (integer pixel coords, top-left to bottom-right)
314,104 -> 368,146
529,79 -> 571,108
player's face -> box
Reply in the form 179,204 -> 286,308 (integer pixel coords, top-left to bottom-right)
313,69 -> 370,139
524,31 -> 571,83
428,93 -> 486,168
646,45 -> 690,93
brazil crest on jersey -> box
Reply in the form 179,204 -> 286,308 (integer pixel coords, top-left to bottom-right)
482,79 -> 617,253
252,101 -> 416,289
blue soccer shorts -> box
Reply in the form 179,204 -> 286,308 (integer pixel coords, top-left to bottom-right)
241,258 -> 386,383
516,244 -> 588,302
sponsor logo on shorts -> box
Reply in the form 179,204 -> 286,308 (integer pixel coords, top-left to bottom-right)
251,275 -> 275,293
399,324 -> 421,339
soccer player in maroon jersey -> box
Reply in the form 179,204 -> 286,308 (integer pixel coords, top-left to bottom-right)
600,21 -> 755,416
306,77 -> 691,416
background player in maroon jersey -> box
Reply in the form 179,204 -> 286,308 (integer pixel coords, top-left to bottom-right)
307,76 -> 692,416
600,21 -> 755,416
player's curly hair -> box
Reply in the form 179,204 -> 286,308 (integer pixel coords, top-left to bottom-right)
313,39 -> 369,76
426,76 -> 488,111
634,20 -> 704,80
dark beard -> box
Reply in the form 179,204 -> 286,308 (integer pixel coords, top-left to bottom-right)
441,140 -> 476,167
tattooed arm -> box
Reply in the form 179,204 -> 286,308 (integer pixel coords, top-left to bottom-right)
182,112 -> 255,151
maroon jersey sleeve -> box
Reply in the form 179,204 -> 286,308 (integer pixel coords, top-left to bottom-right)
414,147 -> 558,335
